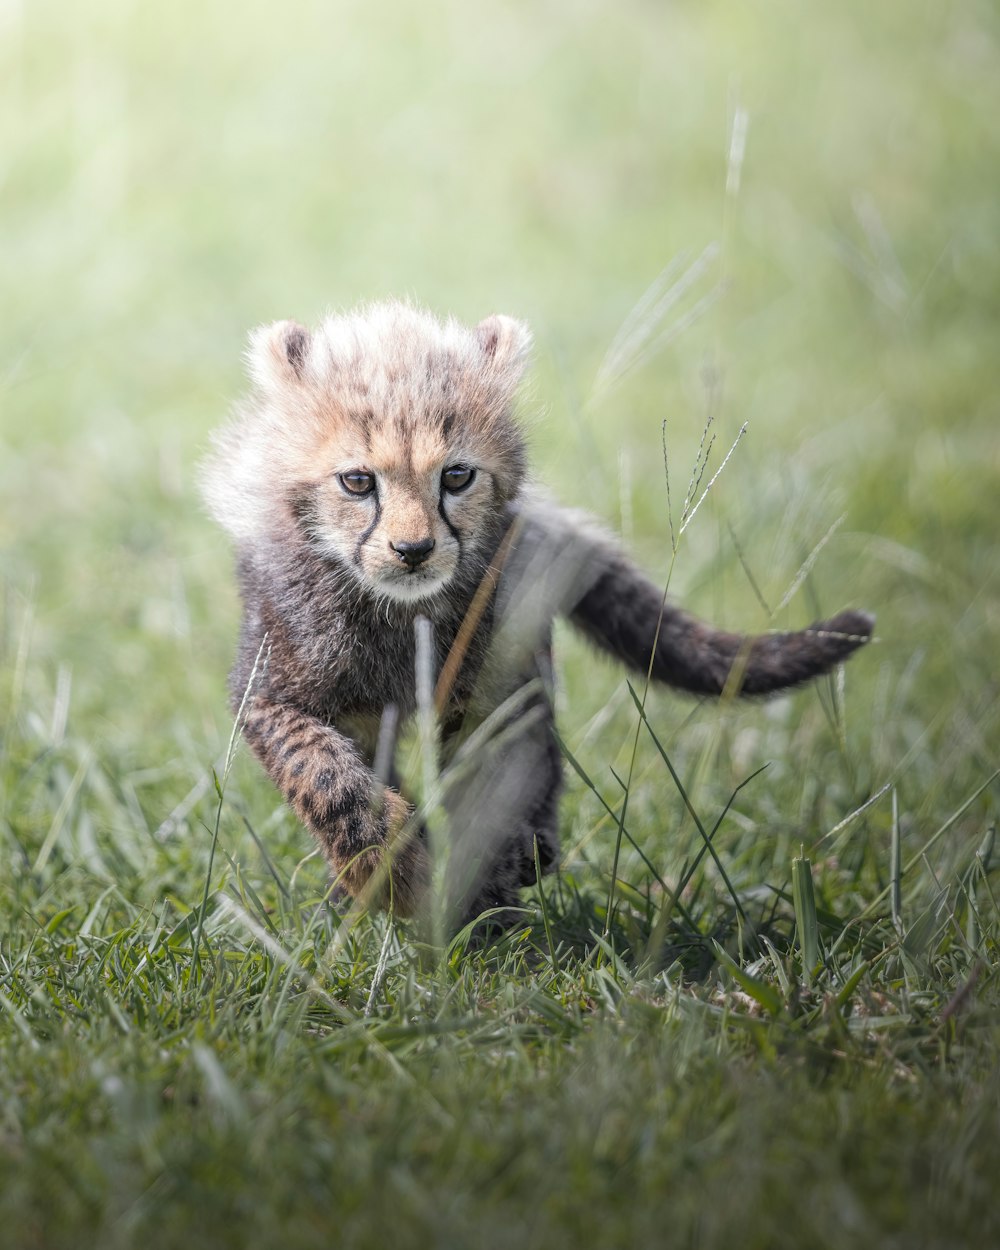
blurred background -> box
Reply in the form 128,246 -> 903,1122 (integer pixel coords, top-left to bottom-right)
2,0 -> 998,876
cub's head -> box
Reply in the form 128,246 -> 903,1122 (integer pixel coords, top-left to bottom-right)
203,302 -> 531,604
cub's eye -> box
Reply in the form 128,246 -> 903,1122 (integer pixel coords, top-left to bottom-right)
339,471 -> 376,497
441,465 -> 475,493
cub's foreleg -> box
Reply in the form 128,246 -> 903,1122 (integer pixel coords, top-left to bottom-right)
241,695 -> 428,914
442,683 -> 564,933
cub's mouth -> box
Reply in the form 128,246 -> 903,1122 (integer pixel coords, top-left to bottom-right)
377,565 -> 451,603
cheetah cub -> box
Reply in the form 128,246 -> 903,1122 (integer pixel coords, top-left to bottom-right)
202,302 -> 873,931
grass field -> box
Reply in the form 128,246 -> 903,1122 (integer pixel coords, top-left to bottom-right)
2,1 -> 999,1246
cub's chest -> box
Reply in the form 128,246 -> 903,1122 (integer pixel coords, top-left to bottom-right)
329,649 -> 480,766
308,607 -> 484,723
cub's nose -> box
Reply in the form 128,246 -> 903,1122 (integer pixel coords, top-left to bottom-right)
390,538 -> 436,570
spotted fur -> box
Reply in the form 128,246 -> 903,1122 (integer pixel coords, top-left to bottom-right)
202,301 -> 874,931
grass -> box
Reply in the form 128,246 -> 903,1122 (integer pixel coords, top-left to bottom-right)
2,0 -> 1000,1246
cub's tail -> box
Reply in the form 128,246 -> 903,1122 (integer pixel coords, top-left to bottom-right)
507,500 -> 874,697
570,565 -> 873,695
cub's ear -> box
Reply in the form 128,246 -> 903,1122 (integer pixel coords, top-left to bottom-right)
246,320 -> 312,392
475,314 -> 532,372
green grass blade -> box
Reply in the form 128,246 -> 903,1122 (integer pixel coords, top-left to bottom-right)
792,851 -> 820,984
713,942 -> 783,1017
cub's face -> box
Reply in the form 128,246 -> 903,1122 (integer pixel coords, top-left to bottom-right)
205,303 -> 531,605
304,418 -> 508,603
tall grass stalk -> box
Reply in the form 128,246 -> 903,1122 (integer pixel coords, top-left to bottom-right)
193,634 -> 269,977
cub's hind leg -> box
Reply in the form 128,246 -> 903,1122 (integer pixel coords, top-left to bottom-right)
241,695 -> 429,915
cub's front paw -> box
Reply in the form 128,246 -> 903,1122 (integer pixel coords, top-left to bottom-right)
336,789 -> 429,918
